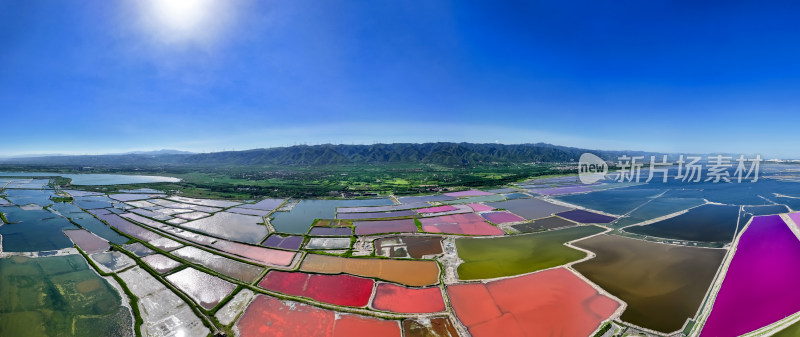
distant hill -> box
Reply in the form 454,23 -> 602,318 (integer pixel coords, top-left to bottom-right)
0,142 -> 659,167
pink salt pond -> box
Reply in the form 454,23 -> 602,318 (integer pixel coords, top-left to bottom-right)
236,295 -> 402,337
63,229 -> 109,254
258,270 -> 374,307
448,268 -> 619,337
468,203 -> 494,212
371,283 -> 445,313
419,213 -> 504,236
415,205 -> 458,214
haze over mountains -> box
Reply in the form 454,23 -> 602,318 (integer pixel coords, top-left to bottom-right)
0,142 -> 666,167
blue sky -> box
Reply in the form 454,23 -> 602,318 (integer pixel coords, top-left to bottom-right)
2,1 -> 800,157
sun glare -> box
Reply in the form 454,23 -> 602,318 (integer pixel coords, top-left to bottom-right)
135,0 -> 233,46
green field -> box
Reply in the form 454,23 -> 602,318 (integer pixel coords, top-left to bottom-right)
456,225 -> 605,280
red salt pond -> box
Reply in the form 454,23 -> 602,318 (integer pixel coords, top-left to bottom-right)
236,295 -> 401,337
371,283 -> 445,313
63,229 -> 110,254
258,270 -> 374,307
448,268 -> 619,337
419,213 -> 504,236
415,205 -> 458,214
353,219 -> 418,235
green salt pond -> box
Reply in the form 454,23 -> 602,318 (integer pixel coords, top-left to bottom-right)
0,255 -> 133,337
456,225 -> 605,280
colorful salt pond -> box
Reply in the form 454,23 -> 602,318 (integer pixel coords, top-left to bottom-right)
305,237 -> 352,250
502,192 -> 530,200
63,229 -> 110,253
440,194 -> 505,204
624,204 -> 740,242
110,193 -> 163,202
53,203 -> 129,244
486,198 -> 571,220
236,295 -> 401,337
166,267 -> 236,310
397,195 -> 456,204
240,198 -> 285,210
336,209 -> 418,220
556,209 -> 617,223
141,254 -> 181,273
371,283 -> 445,313
480,211 -> 525,224
419,213 -> 504,236
467,203 -> 494,212
444,189 -> 494,197
0,206 -> 78,252
300,254 -> 440,286
511,216 -> 576,233
215,289 -> 256,326
415,205 -> 457,214
448,268 -> 619,337
271,199 -> 394,234
456,225 -> 604,280
118,266 -> 209,337
262,233 -> 304,250
573,234 -> 726,333
90,251 -> 136,273
375,236 -> 443,258
121,242 -> 155,257
227,207 -> 271,216
337,203 -> 429,213
309,226 -> 352,236
0,255 -> 134,337
700,214 -> 800,337
180,212 -> 268,244
418,204 -> 473,217
258,270 -> 374,307
402,318 -> 459,337
73,195 -> 115,209
353,218 -> 418,235
167,196 -> 241,208
171,246 -> 265,283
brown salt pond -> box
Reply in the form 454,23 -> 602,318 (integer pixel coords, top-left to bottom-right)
572,234 -> 725,333
166,267 -> 236,310
402,317 -> 460,337
63,229 -> 110,254
371,283 -> 445,313
447,268 -> 619,337
171,246 -> 265,283
236,295 -> 401,337
300,254 -> 440,286
374,236 -> 443,258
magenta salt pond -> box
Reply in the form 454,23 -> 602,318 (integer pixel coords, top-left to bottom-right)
701,214 -> 800,337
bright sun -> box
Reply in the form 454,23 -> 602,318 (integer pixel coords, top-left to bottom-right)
136,0 -> 232,46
